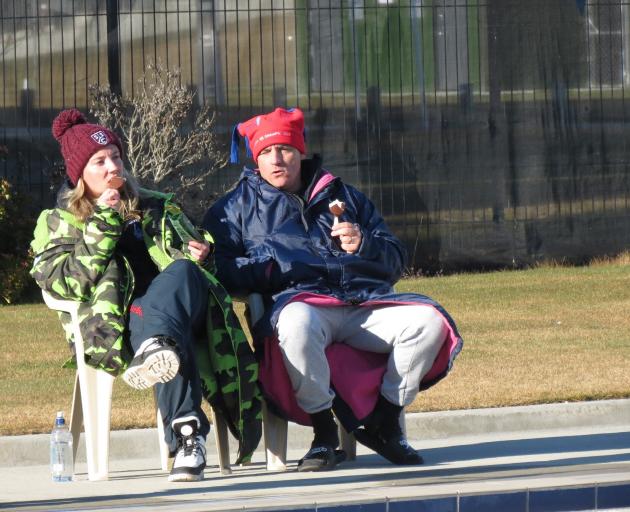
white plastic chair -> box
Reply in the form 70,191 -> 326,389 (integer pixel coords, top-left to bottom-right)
42,290 -> 231,480
247,293 -> 359,471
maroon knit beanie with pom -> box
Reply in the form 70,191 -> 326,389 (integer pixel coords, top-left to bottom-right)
51,108 -> 123,186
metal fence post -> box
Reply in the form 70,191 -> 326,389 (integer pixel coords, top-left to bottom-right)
106,0 -> 121,95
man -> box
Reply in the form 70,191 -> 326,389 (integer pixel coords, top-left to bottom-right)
203,107 -> 462,472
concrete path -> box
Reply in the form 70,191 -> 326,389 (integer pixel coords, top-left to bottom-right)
1,399 -> 629,511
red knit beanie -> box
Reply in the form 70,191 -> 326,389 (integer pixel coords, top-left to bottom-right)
231,107 -> 306,163
52,108 -> 123,186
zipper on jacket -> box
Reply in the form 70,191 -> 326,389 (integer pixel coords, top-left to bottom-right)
121,254 -> 135,311
289,193 -> 309,231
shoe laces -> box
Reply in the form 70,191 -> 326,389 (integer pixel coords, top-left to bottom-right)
144,341 -> 163,354
307,445 -> 330,456
143,336 -> 176,352
178,434 -> 205,458
398,438 -> 412,449
148,337 -> 171,350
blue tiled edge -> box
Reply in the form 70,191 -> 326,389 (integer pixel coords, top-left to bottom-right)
389,496 -> 457,512
530,486 -> 596,512
598,483 -> 630,509
317,502 -> 385,512
460,491 -> 527,512
285,482 -> 630,512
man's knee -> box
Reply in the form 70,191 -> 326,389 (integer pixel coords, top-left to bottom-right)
414,306 -> 448,346
395,306 -> 447,350
277,302 -> 324,353
278,302 -> 316,334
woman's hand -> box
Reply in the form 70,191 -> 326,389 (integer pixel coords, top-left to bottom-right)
96,188 -> 121,211
188,240 -> 211,262
331,221 -> 362,254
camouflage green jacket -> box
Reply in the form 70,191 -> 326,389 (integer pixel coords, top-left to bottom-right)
30,188 -> 262,463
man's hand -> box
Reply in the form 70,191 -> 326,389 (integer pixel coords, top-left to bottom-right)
331,221 -> 362,254
188,239 -> 211,262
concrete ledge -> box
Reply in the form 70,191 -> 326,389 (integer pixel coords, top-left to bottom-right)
410,398 -> 630,439
2,398 -> 629,467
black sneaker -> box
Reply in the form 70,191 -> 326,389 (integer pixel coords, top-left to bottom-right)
354,428 -> 423,465
297,445 -> 347,472
122,336 -> 180,390
168,417 -> 207,482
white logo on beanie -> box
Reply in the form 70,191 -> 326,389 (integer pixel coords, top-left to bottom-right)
254,131 -> 291,147
90,130 -> 109,145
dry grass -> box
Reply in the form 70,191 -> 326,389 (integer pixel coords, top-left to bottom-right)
404,261 -> 630,412
1,260 -> 628,435
589,250 -> 630,267
0,302 -> 250,436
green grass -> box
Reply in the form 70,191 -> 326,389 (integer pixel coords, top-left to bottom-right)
1,260 -> 629,436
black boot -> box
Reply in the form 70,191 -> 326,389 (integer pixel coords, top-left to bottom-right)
355,395 -> 423,465
297,409 -> 345,472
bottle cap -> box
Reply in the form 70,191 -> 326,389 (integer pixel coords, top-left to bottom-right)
55,411 -> 65,426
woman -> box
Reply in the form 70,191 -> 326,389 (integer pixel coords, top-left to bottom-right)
31,109 -> 261,482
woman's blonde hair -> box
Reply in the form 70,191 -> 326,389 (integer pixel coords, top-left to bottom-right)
61,169 -> 141,222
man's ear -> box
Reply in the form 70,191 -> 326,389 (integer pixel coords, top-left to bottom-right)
300,153 -> 306,160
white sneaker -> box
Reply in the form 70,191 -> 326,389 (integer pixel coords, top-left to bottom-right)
122,336 -> 180,390
168,418 -> 206,482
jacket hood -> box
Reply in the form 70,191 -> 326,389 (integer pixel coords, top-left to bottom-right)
55,181 -> 73,209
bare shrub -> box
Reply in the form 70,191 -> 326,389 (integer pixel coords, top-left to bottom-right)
89,63 -> 226,220
0,179 -> 36,304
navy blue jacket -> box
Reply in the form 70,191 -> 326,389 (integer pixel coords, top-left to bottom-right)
204,157 -> 463,426
204,156 -> 454,334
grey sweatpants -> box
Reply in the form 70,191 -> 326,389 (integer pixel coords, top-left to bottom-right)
276,302 -> 448,414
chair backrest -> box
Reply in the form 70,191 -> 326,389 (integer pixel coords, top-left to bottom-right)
41,290 -> 88,363
42,290 -> 79,316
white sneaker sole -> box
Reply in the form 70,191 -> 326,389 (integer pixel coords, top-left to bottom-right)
122,349 -> 180,390
167,470 -> 204,482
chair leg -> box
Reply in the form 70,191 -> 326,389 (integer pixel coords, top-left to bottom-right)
262,401 -> 287,471
210,408 -> 232,475
153,390 -> 170,472
339,425 -> 356,461
69,372 -> 83,464
78,364 -> 114,481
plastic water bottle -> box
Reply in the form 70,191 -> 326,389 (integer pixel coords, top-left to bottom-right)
50,411 -> 73,482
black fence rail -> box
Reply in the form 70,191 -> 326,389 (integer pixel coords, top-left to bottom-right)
1,0 -> 629,272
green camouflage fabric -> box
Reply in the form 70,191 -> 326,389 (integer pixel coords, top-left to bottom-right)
30,188 -> 262,464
